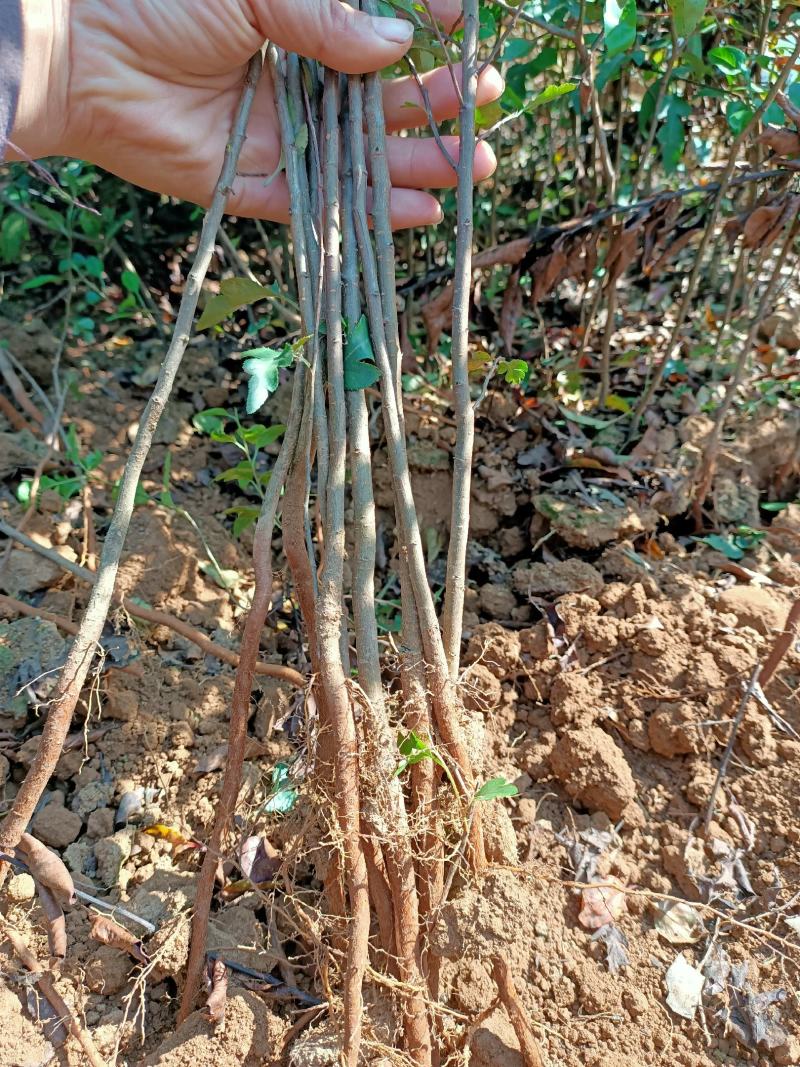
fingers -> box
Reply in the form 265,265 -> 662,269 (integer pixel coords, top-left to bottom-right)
383,64 -> 505,132
384,135 -> 497,188
227,173 -> 445,229
248,0 -> 414,75
419,0 -> 464,29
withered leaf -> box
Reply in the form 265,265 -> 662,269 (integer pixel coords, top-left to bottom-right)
532,248 -> 568,304
578,877 -> 627,929
37,883 -> 67,959
644,227 -> 702,278
743,204 -> 784,249
239,836 -> 280,885
203,958 -> 228,1025
90,915 -> 149,965
19,834 -> 76,907
756,126 -> 800,158
592,923 -> 629,974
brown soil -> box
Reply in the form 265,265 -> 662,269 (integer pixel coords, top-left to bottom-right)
1,326 -> 799,1067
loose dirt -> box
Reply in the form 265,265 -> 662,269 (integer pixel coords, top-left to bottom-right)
1,327 -> 799,1067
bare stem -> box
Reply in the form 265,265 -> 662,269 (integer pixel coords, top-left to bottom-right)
0,54 -> 264,873
442,0 -> 479,679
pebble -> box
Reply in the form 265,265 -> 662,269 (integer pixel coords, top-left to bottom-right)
7,873 -> 36,902
31,800 -> 83,849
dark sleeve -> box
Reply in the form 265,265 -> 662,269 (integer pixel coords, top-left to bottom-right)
0,0 -> 23,159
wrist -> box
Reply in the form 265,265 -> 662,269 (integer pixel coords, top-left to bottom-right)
9,0 -> 70,160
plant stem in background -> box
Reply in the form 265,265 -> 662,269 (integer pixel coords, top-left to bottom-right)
633,35 -> 800,427
442,0 -> 480,679
0,53 -> 264,880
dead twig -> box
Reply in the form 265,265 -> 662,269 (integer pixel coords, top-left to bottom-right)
1,922 -> 109,1067
0,520 -> 305,687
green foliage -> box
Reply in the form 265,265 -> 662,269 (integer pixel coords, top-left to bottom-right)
192,407 -> 285,533
395,731 -> 445,776
497,359 -> 530,386
196,276 -> 273,331
668,0 -> 707,39
242,346 -> 295,413
604,0 -> 637,57
17,421 -> 103,504
474,778 -> 520,802
344,315 -> 382,391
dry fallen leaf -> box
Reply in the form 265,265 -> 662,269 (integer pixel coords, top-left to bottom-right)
578,876 -> 627,929
665,952 -> 704,1019
204,959 -> 228,1025
90,915 -> 149,965
19,834 -> 76,906
654,900 -> 705,945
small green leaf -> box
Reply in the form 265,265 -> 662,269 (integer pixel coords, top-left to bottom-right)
668,0 -> 706,38
20,274 -> 62,291
604,0 -> 637,57
242,347 -> 294,414
193,408 -> 230,435
761,501 -> 789,512
530,83 -> 578,108
121,269 -> 141,294
708,45 -> 747,76
344,316 -> 381,391
726,99 -> 754,136
697,534 -> 744,560
197,277 -> 272,331
605,393 -> 632,414
475,778 -> 520,802
226,505 -> 261,537
242,424 -> 285,449
498,359 -> 530,386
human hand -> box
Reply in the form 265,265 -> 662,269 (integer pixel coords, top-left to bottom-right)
11,0 -> 503,227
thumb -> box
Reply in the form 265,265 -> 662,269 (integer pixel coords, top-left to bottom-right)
252,0 -> 414,75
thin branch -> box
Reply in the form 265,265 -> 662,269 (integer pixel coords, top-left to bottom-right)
491,0 -> 577,42
0,53 -> 265,875
0,519 -> 305,686
633,36 -> 800,426
442,0 -> 479,679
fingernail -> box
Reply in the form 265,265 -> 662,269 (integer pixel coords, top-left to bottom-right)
373,16 -> 414,45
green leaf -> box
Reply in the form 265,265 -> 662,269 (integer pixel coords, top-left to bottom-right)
197,277 -> 272,331
242,346 -> 294,413
708,45 -> 747,76
0,214 -> 29,263
215,460 -> 257,491
760,501 -> 789,512
263,762 -> 297,815
193,408 -> 230,435
559,406 -> 614,430
697,534 -> 744,560
225,505 -> 261,537
395,731 -> 444,776
20,274 -> 62,291
475,778 -> 520,802
726,99 -> 754,136
658,95 -> 690,173
242,424 -> 285,449
502,39 -> 534,61
344,315 -> 381,391
605,393 -> 632,414
529,83 -> 577,108
668,0 -> 706,37
604,0 -> 637,57
498,359 -> 530,386
121,269 -> 141,294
